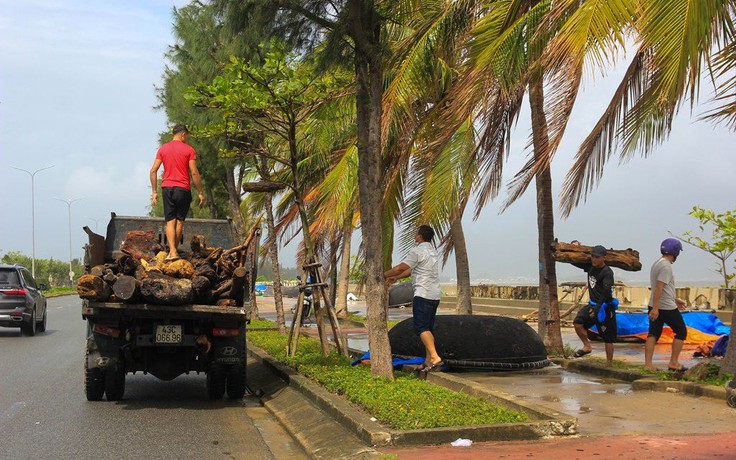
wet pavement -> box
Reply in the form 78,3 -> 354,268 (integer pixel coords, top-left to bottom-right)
462,366 -> 734,436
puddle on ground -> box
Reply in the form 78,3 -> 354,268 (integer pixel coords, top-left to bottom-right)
591,387 -> 632,395
541,394 -> 560,403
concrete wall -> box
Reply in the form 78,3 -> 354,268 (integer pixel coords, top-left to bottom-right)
440,283 -> 732,311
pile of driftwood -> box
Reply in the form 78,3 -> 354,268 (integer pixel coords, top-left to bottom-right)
77,228 -> 257,306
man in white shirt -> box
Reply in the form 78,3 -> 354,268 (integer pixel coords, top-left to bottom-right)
384,225 -> 443,372
645,238 -> 687,372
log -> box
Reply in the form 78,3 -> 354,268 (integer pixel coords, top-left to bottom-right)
190,235 -> 207,253
120,230 -> 163,262
141,277 -> 193,305
90,265 -> 105,277
207,247 -> 223,265
161,259 -> 195,279
241,180 -> 287,193
115,254 -> 139,276
228,267 -> 247,307
134,265 -> 148,281
77,274 -> 112,301
194,264 -> 218,284
551,241 -> 642,271
103,272 -> 118,286
192,276 -> 211,298
213,279 -> 233,297
112,275 -> 141,303
216,299 -> 238,307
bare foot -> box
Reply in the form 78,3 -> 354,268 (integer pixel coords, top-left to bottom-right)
645,364 -> 657,371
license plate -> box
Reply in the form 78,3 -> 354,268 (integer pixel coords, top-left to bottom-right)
155,325 -> 182,344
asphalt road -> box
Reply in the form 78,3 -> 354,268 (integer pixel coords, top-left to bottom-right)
0,295 -> 306,460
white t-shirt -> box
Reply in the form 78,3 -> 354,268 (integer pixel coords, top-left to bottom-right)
649,257 -> 677,310
403,242 -> 441,300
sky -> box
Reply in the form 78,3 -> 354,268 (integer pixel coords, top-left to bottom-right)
1,1 -> 735,286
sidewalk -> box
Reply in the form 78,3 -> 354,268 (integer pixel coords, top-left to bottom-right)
383,432 -> 736,459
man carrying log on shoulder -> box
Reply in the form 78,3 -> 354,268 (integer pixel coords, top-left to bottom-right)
149,124 -> 205,261
571,243 -> 618,366
384,225 -> 443,373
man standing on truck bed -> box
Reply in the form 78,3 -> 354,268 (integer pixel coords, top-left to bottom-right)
149,124 -> 204,261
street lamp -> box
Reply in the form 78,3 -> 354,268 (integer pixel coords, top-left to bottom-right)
54,197 -> 83,287
86,216 -> 100,232
10,165 -> 55,278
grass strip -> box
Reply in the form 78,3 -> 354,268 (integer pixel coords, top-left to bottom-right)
44,287 -> 76,297
247,330 -> 527,430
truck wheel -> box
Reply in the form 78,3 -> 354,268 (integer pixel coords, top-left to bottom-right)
105,365 -> 126,401
207,364 -> 226,400
85,358 -> 105,401
21,310 -> 36,336
226,363 -> 247,399
37,309 -> 47,333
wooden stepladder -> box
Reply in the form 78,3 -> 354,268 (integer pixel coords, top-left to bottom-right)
287,259 -> 348,357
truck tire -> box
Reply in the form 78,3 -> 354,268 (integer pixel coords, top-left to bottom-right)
105,365 -> 126,401
226,363 -> 247,399
207,364 -> 226,400
21,310 -> 36,336
85,358 -> 105,401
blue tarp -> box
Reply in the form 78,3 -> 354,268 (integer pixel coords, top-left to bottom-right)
350,352 -> 424,367
592,311 -> 730,336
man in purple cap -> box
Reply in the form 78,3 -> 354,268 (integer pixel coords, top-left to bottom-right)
645,238 -> 687,371
571,244 -> 617,365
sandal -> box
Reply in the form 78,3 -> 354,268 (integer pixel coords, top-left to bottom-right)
165,255 -> 181,262
426,360 -> 444,372
573,349 -> 592,358
415,363 -> 430,372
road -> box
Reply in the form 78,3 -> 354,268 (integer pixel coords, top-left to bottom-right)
0,295 -> 306,460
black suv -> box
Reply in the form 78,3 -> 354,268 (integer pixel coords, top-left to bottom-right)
0,264 -> 47,335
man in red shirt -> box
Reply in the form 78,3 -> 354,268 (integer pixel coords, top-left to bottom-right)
149,124 -> 204,260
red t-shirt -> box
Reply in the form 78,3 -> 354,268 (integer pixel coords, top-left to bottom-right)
155,140 -> 197,190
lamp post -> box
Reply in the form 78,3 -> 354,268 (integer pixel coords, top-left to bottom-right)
10,165 -> 55,278
86,216 -> 100,232
55,197 -> 83,287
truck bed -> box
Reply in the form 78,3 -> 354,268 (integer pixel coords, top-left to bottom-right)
83,300 -> 247,320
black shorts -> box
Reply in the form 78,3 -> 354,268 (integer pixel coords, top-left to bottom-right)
412,296 -> 440,335
648,307 -> 687,341
573,304 -> 618,343
162,187 -> 192,222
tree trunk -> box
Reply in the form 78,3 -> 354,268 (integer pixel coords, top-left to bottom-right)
264,194 -> 286,333
721,289 -> 736,375
529,75 -> 563,354
328,229 -> 340,307
224,167 -> 246,242
451,217 -> 472,315
351,0 -> 393,379
335,222 -> 353,319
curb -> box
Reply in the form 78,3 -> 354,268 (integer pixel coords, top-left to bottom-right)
632,378 -> 727,400
247,342 -> 577,447
555,359 -> 647,382
246,355 -> 380,459
554,358 -> 728,402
